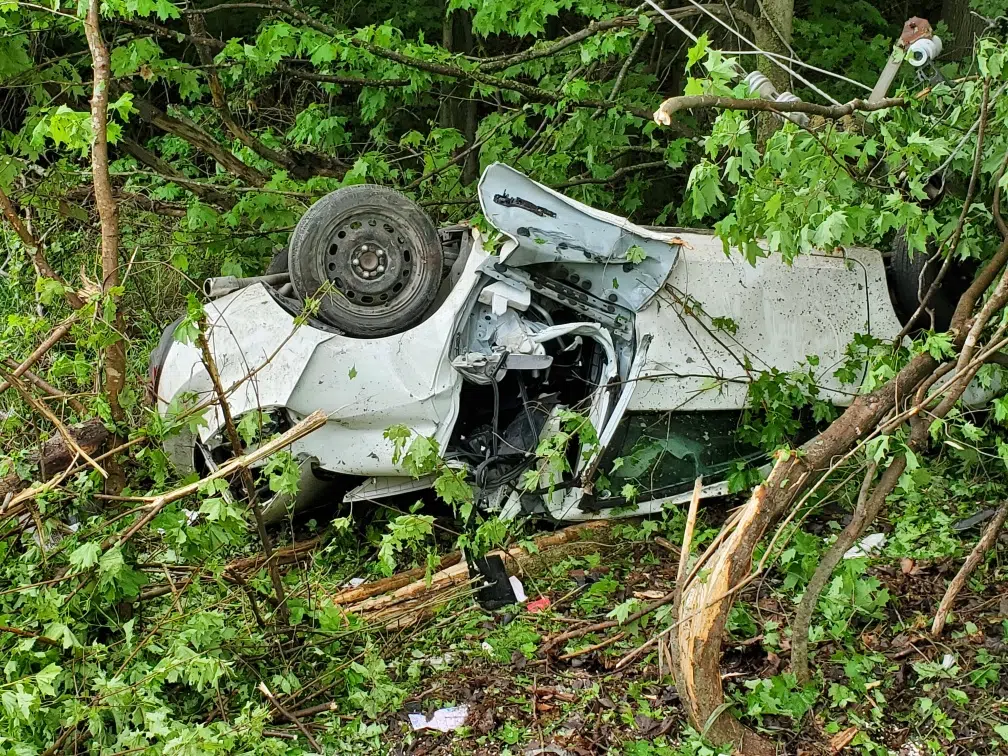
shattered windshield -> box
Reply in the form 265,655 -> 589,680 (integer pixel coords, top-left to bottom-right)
587,410 -> 764,508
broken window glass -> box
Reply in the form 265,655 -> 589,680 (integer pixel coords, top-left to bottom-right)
584,410 -> 764,510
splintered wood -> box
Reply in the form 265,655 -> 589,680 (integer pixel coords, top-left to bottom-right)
330,519 -> 617,629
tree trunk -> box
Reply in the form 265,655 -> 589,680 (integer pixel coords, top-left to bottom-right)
941,0 -> 986,59
441,8 -> 479,186
754,0 -> 793,94
84,0 -> 126,493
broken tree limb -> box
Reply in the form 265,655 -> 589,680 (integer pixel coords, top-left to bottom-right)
0,312 -> 81,398
0,368 -> 107,478
790,458 -> 878,684
102,408 -> 327,551
0,418 -> 109,502
332,519 -> 617,609
225,537 -> 321,574
932,499 -> 1008,635
5,359 -> 87,415
337,520 -> 624,630
329,552 -> 464,605
652,94 -> 906,127
118,139 -> 235,209
258,682 -> 321,751
130,95 -> 269,188
667,220 -> 1008,749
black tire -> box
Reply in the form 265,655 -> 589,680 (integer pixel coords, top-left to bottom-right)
264,246 -> 289,275
890,228 -> 957,333
288,185 -> 442,337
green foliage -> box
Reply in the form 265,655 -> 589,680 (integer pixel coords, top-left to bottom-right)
738,673 -> 818,727
2,0 -> 1008,752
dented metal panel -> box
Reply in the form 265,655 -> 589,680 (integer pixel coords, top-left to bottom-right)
628,236 -> 904,412
157,238 -> 492,476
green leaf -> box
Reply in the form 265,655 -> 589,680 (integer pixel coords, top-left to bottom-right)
624,245 -> 647,264
812,210 -> 849,248
685,32 -> 710,71
69,542 -> 101,570
686,161 -> 724,219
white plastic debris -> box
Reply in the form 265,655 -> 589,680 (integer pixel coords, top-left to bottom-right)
481,641 -> 494,654
344,577 -> 366,589
509,575 -> 527,603
843,533 -> 887,559
408,704 -> 469,732
941,653 -> 956,670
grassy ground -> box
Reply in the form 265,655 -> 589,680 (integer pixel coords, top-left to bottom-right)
281,500 -> 1008,756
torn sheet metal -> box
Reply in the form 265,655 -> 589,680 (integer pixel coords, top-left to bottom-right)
478,162 -> 682,312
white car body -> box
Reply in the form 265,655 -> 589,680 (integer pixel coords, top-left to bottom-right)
156,163 -> 909,522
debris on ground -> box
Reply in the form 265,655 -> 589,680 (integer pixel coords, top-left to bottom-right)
407,704 -> 469,732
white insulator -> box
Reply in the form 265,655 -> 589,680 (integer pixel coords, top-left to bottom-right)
775,92 -> 809,126
907,36 -> 942,67
743,70 -> 779,100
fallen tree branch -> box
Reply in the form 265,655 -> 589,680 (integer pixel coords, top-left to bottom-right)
258,682 -> 321,750
130,95 -> 269,188
118,139 -> 236,209
790,458 -> 878,683
0,312 -> 81,398
669,226 -> 1008,749
0,368 -> 107,478
101,408 -> 327,551
4,359 -> 87,414
652,94 -> 906,126
0,418 -> 108,502
0,187 -> 84,310
224,536 -> 321,574
932,499 -> 1008,635
337,520 -> 621,630
0,624 -> 62,648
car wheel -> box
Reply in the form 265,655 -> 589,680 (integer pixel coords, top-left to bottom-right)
288,185 -> 443,337
890,228 -> 957,333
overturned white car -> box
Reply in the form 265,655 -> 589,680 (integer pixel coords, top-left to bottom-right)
152,162 -> 946,523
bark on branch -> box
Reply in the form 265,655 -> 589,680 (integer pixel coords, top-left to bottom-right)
118,139 -> 236,209
130,95 -> 269,187
672,225 -> 1008,749
932,500 -> 1008,635
0,418 -> 108,502
652,94 -> 906,126
187,14 -> 347,180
